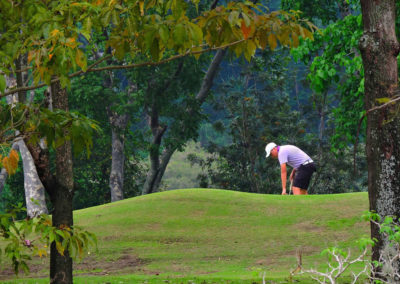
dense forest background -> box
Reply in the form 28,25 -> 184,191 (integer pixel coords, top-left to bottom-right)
0,0 -> 376,212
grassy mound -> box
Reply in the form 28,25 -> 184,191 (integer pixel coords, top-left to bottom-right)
2,189 -> 369,283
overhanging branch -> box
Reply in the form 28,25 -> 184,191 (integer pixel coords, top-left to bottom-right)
1,39 -> 246,98
1,54 -> 113,98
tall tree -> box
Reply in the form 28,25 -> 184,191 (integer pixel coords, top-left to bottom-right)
49,81 -> 74,283
359,0 -> 400,269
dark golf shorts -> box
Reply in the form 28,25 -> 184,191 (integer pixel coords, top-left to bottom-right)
293,163 -> 316,190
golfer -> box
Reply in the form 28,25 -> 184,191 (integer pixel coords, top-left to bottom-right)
265,142 -> 316,195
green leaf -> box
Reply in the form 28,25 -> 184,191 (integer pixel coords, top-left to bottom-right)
82,17 -> 92,40
0,75 -> 6,94
189,23 -> 203,44
159,25 -> 169,44
173,24 -> 186,46
144,27 -> 157,50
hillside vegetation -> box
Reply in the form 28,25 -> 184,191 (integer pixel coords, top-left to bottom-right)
162,142 -> 208,190
2,189 -> 369,283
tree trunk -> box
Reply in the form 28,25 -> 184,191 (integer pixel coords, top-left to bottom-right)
15,140 -> 48,217
142,119 -> 166,195
109,111 -> 130,202
152,148 -> 176,191
49,81 -> 74,284
359,0 -> 400,269
15,55 -> 27,103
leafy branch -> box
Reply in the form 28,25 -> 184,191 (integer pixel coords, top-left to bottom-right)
0,204 -> 97,275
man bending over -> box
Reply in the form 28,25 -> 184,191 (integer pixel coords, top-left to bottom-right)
265,142 -> 316,195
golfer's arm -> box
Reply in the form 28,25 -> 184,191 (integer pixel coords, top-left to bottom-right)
281,163 -> 287,194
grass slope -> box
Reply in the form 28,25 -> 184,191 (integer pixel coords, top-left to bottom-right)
2,189 -> 369,283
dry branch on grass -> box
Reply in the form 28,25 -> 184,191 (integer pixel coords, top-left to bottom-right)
292,247 -> 369,284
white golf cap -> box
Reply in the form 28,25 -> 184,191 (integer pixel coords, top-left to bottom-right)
265,142 -> 277,158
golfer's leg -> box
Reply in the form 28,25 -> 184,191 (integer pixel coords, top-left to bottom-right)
292,187 -> 308,195
292,187 -> 301,195
299,189 -> 308,195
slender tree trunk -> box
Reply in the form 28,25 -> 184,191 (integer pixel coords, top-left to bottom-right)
15,140 -> 48,217
142,117 -> 166,194
15,56 -> 27,103
359,0 -> 400,269
49,81 -> 74,284
109,111 -> 130,202
152,148 -> 175,191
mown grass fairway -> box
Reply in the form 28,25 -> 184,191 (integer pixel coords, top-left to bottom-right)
1,189 -> 369,283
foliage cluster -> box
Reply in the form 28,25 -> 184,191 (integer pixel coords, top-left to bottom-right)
0,0 -> 315,92
291,14 -> 364,149
0,203 -> 97,275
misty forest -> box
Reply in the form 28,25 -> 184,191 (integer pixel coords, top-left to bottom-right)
1,0 -> 400,283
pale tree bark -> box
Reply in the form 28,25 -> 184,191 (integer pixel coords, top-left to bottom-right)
108,102 -> 131,202
359,0 -> 400,272
1,72 -> 48,217
109,126 -> 126,202
142,48 -> 227,195
48,80 -> 74,284
15,140 -> 48,217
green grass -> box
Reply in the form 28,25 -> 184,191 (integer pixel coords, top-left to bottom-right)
1,189 -> 370,283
